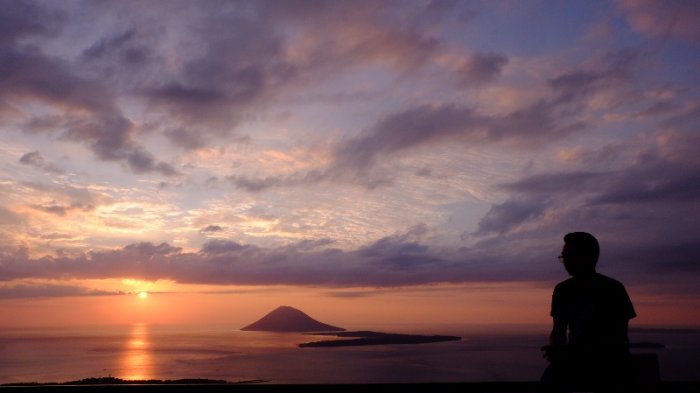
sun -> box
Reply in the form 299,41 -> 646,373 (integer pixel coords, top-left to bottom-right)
138,291 -> 148,300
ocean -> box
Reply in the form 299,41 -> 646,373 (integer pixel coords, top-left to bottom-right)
0,325 -> 697,384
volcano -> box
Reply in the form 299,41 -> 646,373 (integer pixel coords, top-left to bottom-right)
241,306 -> 345,332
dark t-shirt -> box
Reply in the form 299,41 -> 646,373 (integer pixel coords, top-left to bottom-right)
551,273 -> 636,352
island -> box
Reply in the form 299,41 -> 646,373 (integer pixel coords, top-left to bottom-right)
241,305 -> 345,332
299,330 -> 461,347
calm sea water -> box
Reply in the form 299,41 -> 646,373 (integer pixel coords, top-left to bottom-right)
0,325 -> 697,384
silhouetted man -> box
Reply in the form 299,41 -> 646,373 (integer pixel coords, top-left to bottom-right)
541,232 -> 636,392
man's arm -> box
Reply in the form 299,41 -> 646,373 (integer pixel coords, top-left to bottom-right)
543,317 -> 567,361
550,317 -> 567,346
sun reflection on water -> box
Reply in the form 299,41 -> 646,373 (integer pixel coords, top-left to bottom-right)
120,323 -> 153,380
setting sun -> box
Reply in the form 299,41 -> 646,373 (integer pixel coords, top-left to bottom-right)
138,292 -> 148,300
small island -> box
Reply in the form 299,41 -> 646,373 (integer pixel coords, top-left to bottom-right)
299,330 -> 461,347
241,306 -> 345,332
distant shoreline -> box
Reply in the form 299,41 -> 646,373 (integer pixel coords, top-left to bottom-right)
2,380 -> 700,393
299,330 -> 461,347
0,377 -> 269,387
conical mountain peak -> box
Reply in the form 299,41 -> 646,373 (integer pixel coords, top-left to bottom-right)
241,306 -> 345,332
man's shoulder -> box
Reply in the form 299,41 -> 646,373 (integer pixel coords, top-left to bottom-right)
593,273 -> 626,288
553,277 -> 576,292
554,273 -> 627,292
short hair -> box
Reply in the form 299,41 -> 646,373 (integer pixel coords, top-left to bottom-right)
564,232 -> 600,268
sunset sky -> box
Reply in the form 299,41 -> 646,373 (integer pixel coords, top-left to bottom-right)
1,0 -> 699,329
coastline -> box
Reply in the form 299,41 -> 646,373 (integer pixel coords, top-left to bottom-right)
2,380 -> 699,393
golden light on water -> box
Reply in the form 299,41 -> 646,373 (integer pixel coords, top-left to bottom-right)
138,291 -> 148,300
120,323 -> 153,380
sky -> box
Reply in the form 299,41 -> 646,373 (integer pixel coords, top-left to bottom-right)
1,0 -> 700,329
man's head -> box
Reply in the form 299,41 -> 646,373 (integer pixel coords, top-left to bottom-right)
560,232 -> 599,277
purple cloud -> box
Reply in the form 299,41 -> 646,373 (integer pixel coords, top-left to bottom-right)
30,203 -> 93,217
549,49 -> 637,103
456,52 -> 509,86
618,0 -> 700,42
0,220 -> 695,294
0,3 -> 178,177
0,283 -> 118,299
19,151 -> 63,174
200,225 -> 224,233
476,198 -> 550,236
0,0 -> 63,44
0,206 -> 23,226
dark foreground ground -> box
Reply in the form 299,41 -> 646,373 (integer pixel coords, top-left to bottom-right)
2,381 -> 700,393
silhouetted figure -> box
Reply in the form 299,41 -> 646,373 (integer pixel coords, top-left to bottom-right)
541,232 -> 636,392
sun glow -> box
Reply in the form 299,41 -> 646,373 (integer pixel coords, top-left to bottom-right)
138,291 -> 148,300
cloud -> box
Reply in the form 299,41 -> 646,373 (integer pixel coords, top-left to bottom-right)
0,0 -> 63,44
504,171 -> 610,195
0,221 -> 696,295
58,115 -> 180,176
18,151 -> 63,174
136,1 -> 445,137
0,3 -> 178,178
226,95 -> 587,192
6,181 -> 107,221
227,46 -> 648,193
3,1 -> 549,184
466,129 -> 700,288
19,181 -> 103,207
30,202 -> 93,217
589,162 -> 700,205
324,49 -> 643,182
123,0 -> 468,150
19,151 -> 43,166
228,170 -> 327,192
0,227 -> 521,287
322,290 -> 383,299
164,128 -> 207,150
81,28 -> 151,67
4,60 -> 177,176
200,225 -> 224,233
476,198 -> 550,236
0,206 -> 23,226
335,105 -> 483,173
1,45 -> 114,114
199,239 -> 256,256
455,52 -> 509,86
548,49 -> 637,102
0,283 -> 118,299
500,131 -> 700,208
40,233 -> 76,240
270,100 -> 583,190
617,0 -> 700,42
